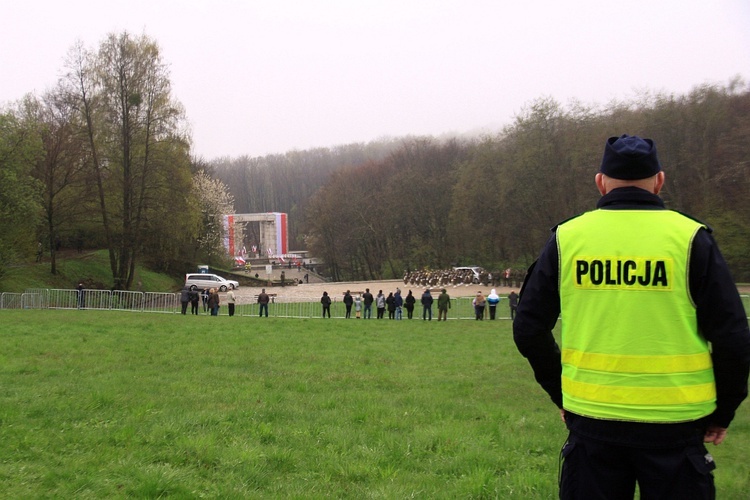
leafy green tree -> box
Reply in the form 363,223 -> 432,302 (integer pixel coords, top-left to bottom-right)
0,111 -> 43,277
63,32 -> 192,289
23,90 -> 91,275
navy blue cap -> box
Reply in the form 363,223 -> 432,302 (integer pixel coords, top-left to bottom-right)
600,134 -> 661,180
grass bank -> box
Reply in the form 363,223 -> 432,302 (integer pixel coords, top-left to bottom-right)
1,311 -> 748,498
1,250 -> 181,293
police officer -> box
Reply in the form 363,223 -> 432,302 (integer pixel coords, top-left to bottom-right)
513,134 -> 750,499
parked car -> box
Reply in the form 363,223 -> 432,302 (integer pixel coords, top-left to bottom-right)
184,273 -> 239,292
453,266 -> 485,284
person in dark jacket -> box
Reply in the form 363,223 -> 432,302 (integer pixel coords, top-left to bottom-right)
513,134 -> 750,499
257,288 -> 270,317
189,288 -> 200,315
507,290 -> 518,320
343,290 -> 354,318
362,288 -> 374,319
404,290 -> 416,319
180,286 -> 190,315
321,291 -> 331,318
394,289 -> 404,320
421,288 -> 433,321
385,292 -> 396,319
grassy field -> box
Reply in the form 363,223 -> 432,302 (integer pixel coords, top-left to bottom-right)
1,311 -> 748,498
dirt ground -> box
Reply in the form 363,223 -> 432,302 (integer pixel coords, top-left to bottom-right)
228,278 -> 750,304
229,279 -> 521,303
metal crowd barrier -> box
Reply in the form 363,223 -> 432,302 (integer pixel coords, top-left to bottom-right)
1,292 -> 23,309
3,290 -> 749,320
143,292 -> 180,314
9,288 -> 180,313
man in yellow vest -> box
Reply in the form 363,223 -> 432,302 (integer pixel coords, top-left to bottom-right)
514,134 -> 750,499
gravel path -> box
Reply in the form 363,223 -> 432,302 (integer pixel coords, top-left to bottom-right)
228,279 -> 521,303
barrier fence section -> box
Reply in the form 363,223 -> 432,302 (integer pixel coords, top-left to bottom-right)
1,292 -> 23,309
3,290 -> 749,320
143,292 -> 180,314
12,288 -> 180,313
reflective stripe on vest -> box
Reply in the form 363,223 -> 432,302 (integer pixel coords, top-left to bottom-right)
557,209 -> 716,423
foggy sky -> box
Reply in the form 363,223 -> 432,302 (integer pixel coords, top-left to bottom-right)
2,0 -> 749,159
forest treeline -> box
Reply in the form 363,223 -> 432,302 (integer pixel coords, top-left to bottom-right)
2,30 -> 748,288
212,79 -> 750,282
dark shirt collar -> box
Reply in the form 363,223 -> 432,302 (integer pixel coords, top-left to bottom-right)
596,187 -> 665,210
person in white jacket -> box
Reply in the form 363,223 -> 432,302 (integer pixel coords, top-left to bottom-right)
486,289 -> 501,320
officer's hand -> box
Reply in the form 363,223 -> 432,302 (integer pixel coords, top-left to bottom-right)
560,409 -> 566,423
704,425 -> 727,445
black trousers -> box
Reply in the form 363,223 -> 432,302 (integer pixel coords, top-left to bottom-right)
560,432 -> 715,499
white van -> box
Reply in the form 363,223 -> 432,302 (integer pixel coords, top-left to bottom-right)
184,273 -> 239,292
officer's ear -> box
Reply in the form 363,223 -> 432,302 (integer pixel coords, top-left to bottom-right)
653,171 -> 665,194
595,173 -> 607,195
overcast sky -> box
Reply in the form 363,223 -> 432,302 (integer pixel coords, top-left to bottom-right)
2,0 -> 749,159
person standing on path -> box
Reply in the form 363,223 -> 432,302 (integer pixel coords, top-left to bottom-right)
421,288 -> 433,321
375,290 -> 386,319
507,290 -> 518,320
354,295 -> 362,318
486,289 -> 500,320
473,292 -> 486,320
180,286 -> 190,315
513,134 -> 750,499
343,290 -> 354,318
321,291 -> 331,318
208,288 -> 220,316
437,288 -> 451,321
201,288 -> 209,313
386,292 -> 396,319
394,289 -> 403,320
404,290 -> 416,319
226,289 -> 236,317
257,288 -> 270,317
362,288 -> 374,319
189,288 -> 200,315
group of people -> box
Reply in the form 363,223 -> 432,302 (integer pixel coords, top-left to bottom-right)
319,287 -> 520,321
402,268 -> 526,289
321,288 -> 416,319
177,284 -> 523,322
179,286 -> 237,316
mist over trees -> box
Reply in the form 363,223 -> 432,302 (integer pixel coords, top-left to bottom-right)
213,79 -> 750,282
209,141 -> 401,252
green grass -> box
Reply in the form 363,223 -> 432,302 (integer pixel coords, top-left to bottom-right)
1,311 -> 748,498
1,250 -> 181,293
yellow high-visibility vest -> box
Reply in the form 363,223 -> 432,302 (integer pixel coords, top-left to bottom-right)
557,209 -> 716,422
